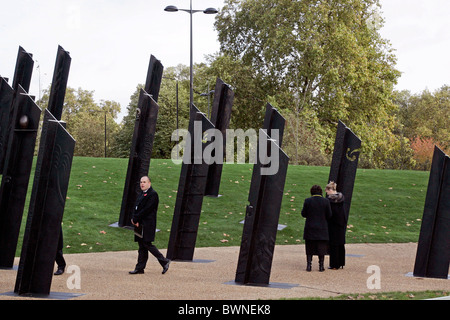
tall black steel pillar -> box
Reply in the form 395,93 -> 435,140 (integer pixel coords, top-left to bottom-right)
235,104 -> 289,285
204,78 -> 234,197
0,87 -> 41,268
11,46 -> 34,94
118,55 -> 163,228
328,120 -> 361,220
119,90 -> 160,227
13,45 -> 75,295
15,110 -> 75,295
0,77 -> 14,173
413,146 -> 450,279
144,55 -> 163,100
0,46 -> 34,173
167,106 -> 215,261
47,45 -> 71,121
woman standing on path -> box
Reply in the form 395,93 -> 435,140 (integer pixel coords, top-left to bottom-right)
301,185 -> 332,272
325,181 -> 347,270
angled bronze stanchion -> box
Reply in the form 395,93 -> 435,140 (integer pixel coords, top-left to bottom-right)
414,146 -> 450,279
0,46 -> 34,173
328,120 -> 361,220
12,45 -> 76,296
0,87 -> 41,268
204,78 -> 234,197
15,110 -> 75,295
119,55 -> 162,228
235,103 -> 289,285
167,106 -> 215,261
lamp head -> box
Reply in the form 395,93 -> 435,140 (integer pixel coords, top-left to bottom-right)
203,7 -> 218,14
164,5 -> 178,12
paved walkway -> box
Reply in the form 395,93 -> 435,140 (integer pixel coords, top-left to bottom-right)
0,243 -> 449,300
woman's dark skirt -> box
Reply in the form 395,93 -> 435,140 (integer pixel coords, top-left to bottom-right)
305,240 -> 329,256
329,244 -> 346,268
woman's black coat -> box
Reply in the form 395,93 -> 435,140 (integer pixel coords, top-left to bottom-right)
327,193 -> 347,245
132,187 -> 159,242
301,195 -> 332,241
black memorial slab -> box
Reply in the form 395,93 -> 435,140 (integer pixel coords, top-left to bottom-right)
143,55 -> 163,100
0,87 -> 41,268
166,106 -> 215,261
413,146 -> 450,279
235,104 -> 289,285
0,77 -> 14,172
15,110 -> 75,295
46,45 -> 71,121
119,90 -> 160,227
204,78 -> 234,197
118,55 -> 163,228
328,120 -> 361,220
11,46 -> 34,93
0,46 -> 34,173
262,103 -> 285,147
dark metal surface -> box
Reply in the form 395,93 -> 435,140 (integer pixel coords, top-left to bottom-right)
262,103 -> 285,147
204,78 -> 234,197
118,55 -> 163,227
11,46 -> 34,93
0,47 -> 34,173
47,45 -> 71,121
0,87 -> 42,268
166,106 -> 214,261
144,55 -> 164,101
235,104 -> 289,285
15,110 -> 75,295
118,90 -> 160,227
328,120 -> 361,220
0,77 -> 14,173
413,146 -> 450,279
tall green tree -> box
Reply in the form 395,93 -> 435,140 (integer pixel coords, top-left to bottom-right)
214,0 -> 404,168
395,86 -> 450,152
38,86 -> 120,157
110,65 -> 194,159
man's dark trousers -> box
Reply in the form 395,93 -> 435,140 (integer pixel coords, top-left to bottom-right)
136,238 -> 168,270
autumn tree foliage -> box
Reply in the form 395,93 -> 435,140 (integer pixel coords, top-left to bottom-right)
409,137 -> 446,171
212,0 -> 404,168
394,86 -> 450,170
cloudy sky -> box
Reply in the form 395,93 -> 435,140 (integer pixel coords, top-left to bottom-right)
1,0 -> 449,122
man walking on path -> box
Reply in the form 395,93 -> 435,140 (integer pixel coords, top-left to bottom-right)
129,176 -> 170,275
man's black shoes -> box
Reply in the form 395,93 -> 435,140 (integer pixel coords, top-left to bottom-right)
162,260 -> 171,274
129,269 -> 144,274
54,268 -> 65,276
129,261 -> 170,275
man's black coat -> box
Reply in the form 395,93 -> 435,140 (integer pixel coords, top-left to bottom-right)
132,187 -> 159,242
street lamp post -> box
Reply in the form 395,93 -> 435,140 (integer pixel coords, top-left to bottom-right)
200,84 -> 214,118
164,0 -> 218,107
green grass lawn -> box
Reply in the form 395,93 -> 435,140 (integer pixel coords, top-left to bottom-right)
15,157 -> 430,255
287,290 -> 450,300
